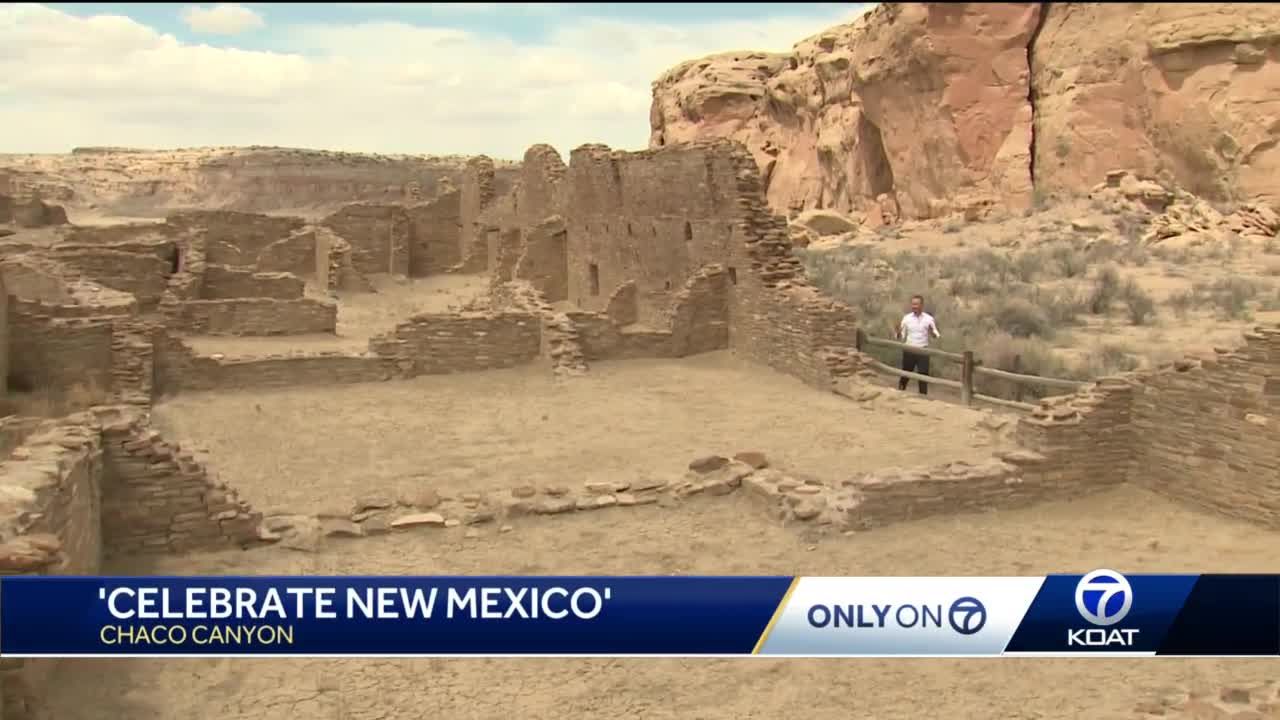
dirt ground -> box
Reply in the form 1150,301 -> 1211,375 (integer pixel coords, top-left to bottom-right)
152,352 -> 1010,516
50,486 -> 1279,720
181,274 -> 491,357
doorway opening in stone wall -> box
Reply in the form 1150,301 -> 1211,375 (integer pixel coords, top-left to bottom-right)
589,263 -> 599,296
728,267 -> 737,285
683,221 -> 693,243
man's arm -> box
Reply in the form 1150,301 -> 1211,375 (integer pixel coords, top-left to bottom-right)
931,319 -> 941,338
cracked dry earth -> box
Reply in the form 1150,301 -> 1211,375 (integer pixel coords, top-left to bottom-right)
50,487 -> 1279,720
152,352 -> 1013,516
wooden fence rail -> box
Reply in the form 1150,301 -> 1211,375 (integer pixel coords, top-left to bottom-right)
853,329 -> 1087,412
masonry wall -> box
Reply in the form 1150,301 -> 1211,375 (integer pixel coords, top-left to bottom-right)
255,229 -> 317,277
407,190 -> 462,276
565,144 -> 744,327
201,265 -> 305,300
99,409 -> 260,555
0,417 -> 103,720
368,312 -> 541,375
6,307 -> 114,400
570,265 -> 729,361
458,156 -> 498,272
321,204 -> 410,276
168,211 -> 306,267
152,331 -> 395,395
0,273 -> 7,388
167,298 -> 336,335
512,216 -> 569,302
48,248 -> 170,307
1130,329 -> 1280,527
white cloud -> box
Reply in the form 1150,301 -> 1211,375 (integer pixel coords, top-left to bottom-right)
0,3 -> 869,159
180,4 -> 265,35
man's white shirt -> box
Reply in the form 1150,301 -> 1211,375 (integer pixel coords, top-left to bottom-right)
900,312 -> 938,348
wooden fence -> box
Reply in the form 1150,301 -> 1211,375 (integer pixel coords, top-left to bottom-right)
853,329 -> 1086,412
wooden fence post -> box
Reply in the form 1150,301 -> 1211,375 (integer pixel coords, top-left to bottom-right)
1012,354 -> 1024,403
961,350 -> 974,406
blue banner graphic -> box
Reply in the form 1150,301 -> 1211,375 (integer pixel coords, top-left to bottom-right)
1,572 -> 1276,657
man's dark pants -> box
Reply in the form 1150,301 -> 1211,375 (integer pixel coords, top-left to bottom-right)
898,350 -> 930,394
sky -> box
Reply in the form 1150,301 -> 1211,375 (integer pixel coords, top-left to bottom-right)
0,2 -> 871,160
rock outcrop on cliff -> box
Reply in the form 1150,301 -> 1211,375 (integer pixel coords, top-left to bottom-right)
0,147 -> 520,220
650,3 -> 1280,223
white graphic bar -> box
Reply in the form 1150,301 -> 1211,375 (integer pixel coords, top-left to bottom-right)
758,576 -> 1044,656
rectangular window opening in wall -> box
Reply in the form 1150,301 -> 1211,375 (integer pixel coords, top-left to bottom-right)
589,263 -> 600,296
728,266 -> 738,285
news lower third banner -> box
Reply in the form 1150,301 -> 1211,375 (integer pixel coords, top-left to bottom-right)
1,572 -> 1277,657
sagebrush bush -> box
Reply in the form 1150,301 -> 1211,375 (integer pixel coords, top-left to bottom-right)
1120,279 -> 1157,325
1088,265 -> 1122,314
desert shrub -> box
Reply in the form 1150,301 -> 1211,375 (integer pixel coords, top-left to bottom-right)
1074,343 -> 1141,379
1087,265 -> 1122,314
1165,289 -> 1196,319
1012,250 -> 1044,282
1193,277 -> 1262,320
1120,280 -> 1157,325
1048,243 -> 1088,278
988,297 -> 1054,338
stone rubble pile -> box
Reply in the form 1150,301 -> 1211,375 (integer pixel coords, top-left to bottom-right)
1091,169 -> 1280,247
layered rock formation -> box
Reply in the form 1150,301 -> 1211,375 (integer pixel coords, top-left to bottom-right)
650,2 -> 1280,222
0,147 -> 519,219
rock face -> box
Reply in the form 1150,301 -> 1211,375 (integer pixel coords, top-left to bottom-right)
0,147 -> 520,219
650,3 -> 1280,221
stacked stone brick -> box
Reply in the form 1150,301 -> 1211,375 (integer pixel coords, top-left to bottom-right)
97,407 -> 260,555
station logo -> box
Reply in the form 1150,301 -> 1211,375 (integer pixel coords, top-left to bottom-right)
1068,569 -> 1139,648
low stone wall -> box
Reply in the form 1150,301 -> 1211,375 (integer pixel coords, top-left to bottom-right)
1131,328 -> 1280,527
570,266 -> 729,361
6,306 -> 114,402
255,229 -> 316,276
321,204 -> 410,276
166,298 -> 336,336
98,408 -> 260,555
0,415 -> 103,720
368,312 -> 541,375
201,265 -> 305,300
49,247 -> 171,307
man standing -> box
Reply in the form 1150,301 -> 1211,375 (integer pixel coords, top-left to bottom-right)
896,294 -> 941,394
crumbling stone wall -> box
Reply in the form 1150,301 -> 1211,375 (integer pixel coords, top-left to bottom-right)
165,298 -> 336,336
0,416 -> 103,720
1130,328 -> 1280,527
511,216 -> 569,301
1003,326 -> 1280,528
168,211 -> 306,267
48,247 -> 170,308
368,312 -> 541,375
201,265 -> 305,300
0,408 -> 261,719
407,190 -> 462,276
6,307 -> 114,401
457,156 -> 498,272
570,265 -> 729,360
321,203 -> 410,276
0,272 -> 8,389
255,228 -> 317,276
99,409 -> 260,554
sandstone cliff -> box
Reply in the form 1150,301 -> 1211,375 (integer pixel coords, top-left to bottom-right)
650,3 -> 1280,223
0,147 -> 519,220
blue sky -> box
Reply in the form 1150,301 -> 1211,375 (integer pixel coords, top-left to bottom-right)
2,3 -> 870,157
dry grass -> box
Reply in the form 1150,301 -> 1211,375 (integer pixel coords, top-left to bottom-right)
798,231 -> 1279,399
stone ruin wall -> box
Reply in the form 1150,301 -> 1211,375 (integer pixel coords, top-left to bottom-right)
0,408 -> 261,719
319,203 -> 410,276
406,189 -> 463,276
0,272 -> 7,389
200,265 -> 304,300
